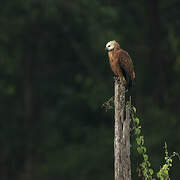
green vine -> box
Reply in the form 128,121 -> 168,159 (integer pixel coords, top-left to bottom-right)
157,142 -> 180,180
131,106 -> 180,180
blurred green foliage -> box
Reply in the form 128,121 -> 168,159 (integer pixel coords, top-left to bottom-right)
0,0 -> 179,179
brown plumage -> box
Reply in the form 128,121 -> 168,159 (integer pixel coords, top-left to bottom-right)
105,40 -> 135,88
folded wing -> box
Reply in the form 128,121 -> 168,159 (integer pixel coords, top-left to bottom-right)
118,50 -> 135,80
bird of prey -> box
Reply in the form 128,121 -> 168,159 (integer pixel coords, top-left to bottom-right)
105,40 -> 135,89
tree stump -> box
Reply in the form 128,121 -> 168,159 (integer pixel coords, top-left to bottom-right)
114,78 -> 131,180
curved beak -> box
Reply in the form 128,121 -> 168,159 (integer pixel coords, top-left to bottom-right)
105,47 -> 108,52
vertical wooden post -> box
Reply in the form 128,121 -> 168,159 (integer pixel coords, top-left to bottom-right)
114,78 -> 131,180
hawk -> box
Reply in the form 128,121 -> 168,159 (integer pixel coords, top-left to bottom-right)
105,40 -> 135,89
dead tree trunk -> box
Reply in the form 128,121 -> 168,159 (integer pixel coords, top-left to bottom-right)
114,78 -> 131,180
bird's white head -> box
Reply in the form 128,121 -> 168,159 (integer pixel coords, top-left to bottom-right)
105,40 -> 119,52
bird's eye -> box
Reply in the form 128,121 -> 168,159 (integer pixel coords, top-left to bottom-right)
108,45 -> 110,47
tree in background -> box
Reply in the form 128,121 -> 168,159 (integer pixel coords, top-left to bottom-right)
0,0 -> 179,179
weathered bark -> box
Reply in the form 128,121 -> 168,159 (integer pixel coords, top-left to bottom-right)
114,78 -> 131,180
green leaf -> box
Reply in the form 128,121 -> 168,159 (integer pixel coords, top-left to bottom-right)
136,137 -> 141,145
157,172 -> 160,178
135,128 -> 141,135
163,164 -> 168,170
147,161 -> 151,167
137,147 -> 143,154
167,158 -> 172,163
140,136 -> 144,145
141,162 -> 146,168
149,169 -> 154,175
164,169 -> 169,176
143,154 -> 148,161
132,106 -> 136,113
135,117 -> 140,125
160,177 -> 164,180
142,146 -> 147,153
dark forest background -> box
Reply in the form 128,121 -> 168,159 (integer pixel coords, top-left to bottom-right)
0,0 -> 180,179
